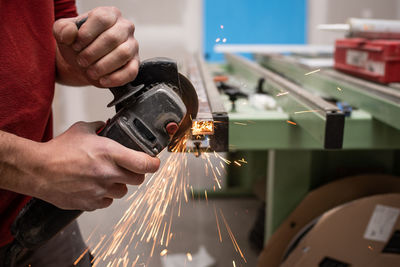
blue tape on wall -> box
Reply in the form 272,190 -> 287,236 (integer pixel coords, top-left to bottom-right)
204,0 -> 307,61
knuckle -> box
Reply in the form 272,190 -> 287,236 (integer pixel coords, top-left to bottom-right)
122,19 -> 135,34
107,75 -> 123,86
103,32 -> 120,47
78,30 -> 95,46
102,141 -> 116,158
78,49 -> 94,64
118,43 -> 133,60
90,63 -> 104,77
108,75 -> 124,87
108,6 -> 121,17
52,20 -> 65,38
132,38 -> 139,50
91,165 -> 109,180
89,182 -> 107,197
126,63 -> 139,81
93,7 -> 118,28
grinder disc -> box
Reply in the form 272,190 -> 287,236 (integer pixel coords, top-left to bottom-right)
170,73 -> 199,146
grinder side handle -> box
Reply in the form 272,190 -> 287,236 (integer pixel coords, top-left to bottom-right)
11,199 -> 82,249
9,109 -> 144,250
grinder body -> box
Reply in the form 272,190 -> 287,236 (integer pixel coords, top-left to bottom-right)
100,84 -> 186,156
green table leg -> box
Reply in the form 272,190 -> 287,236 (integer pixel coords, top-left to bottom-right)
265,150 -> 313,241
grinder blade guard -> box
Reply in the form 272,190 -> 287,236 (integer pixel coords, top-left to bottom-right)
99,57 -> 199,155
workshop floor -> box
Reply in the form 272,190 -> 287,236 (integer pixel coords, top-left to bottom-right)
77,150 -> 262,266
78,197 -> 260,267
77,151 -> 261,266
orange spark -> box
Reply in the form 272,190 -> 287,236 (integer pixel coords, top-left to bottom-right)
304,69 -> 320,76
276,92 -> 289,97
337,87 -> 342,91
220,209 -> 247,263
234,161 -> 241,167
191,120 -> 214,135
294,109 -> 321,114
82,130 -> 247,265
187,253 -> 193,262
73,248 -> 89,266
286,120 -> 297,126
214,204 -> 222,243
160,249 -> 168,256
238,158 -> 247,164
131,255 -> 139,267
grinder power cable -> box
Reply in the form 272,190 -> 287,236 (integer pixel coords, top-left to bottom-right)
1,57 -> 198,267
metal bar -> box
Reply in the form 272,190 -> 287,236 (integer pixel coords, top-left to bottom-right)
196,54 -> 227,115
186,55 -> 229,152
225,53 -> 345,149
214,44 -> 334,54
195,55 -> 229,152
257,54 -> 400,130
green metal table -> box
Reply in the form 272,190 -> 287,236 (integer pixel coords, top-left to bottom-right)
215,54 -> 400,241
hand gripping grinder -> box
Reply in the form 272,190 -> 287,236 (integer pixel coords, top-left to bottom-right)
1,58 -> 198,267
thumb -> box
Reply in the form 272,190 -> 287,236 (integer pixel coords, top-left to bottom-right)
86,121 -> 106,133
53,18 -> 78,45
70,121 -> 105,134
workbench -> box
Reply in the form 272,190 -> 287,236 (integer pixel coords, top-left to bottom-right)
198,52 -> 400,241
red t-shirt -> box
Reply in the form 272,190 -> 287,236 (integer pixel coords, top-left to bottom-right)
0,0 -> 77,247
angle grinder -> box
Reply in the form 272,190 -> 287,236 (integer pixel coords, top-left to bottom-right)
1,57 -> 198,267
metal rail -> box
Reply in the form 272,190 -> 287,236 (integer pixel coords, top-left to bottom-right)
225,53 -> 345,149
257,54 -> 400,130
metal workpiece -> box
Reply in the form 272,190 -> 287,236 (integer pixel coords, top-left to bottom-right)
256,55 -> 400,131
185,55 -> 229,153
225,53 -> 345,149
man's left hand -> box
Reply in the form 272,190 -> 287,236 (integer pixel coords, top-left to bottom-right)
53,6 -> 139,87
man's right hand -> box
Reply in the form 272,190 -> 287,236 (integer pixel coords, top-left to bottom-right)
0,121 -> 160,211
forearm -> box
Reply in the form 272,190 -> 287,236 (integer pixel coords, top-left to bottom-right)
0,130 -> 42,196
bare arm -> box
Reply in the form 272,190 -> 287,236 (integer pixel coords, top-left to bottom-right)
0,7 -> 156,211
0,122 -> 160,211
0,131 -> 42,197
54,7 -> 139,88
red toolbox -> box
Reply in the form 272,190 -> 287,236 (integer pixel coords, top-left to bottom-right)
334,38 -> 400,84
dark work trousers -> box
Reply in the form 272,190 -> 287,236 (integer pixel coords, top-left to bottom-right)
0,221 -> 92,267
